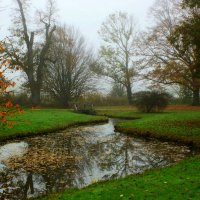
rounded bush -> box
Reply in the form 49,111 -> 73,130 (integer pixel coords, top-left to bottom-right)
134,91 -> 170,113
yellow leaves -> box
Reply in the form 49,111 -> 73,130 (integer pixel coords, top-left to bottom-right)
6,146 -> 81,174
0,42 -> 5,54
91,179 -> 98,184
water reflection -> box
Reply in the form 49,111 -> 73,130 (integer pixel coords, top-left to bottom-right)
0,119 -> 191,199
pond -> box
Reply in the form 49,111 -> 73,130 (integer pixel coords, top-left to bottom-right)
0,119 -> 194,199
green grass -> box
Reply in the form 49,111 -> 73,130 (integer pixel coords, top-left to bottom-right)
96,106 -> 141,119
0,109 -> 106,140
38,107 -> 200,200
116,111 -> 200,147
96,106 -> 200,146
40,156 -> 200,200
2,106 -> 200,199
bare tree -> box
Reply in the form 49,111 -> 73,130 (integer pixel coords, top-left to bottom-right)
97,12 -> 138,105
44,25 -> 94,107
139,0 -> 200,105
109,82 -> 126,98
4,0 -> 56,105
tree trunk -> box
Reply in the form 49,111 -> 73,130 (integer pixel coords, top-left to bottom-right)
24,173 -> 34,198
192,88 -> 200,106
31,87 -> 41,106
126,83 -> 132,105
60,95 -> 70,108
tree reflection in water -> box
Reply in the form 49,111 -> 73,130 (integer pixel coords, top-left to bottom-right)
0,119 -> 191,199
95,133 -> 188,179
0,130 -> 93,199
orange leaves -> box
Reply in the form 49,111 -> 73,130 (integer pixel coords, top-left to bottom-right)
0,102 -> 24,127
0,81 -> 14,92
0,42 -> 23,127
0,43 -> 5,54
11,81 -> 16,87
15,104 -> 20,109
5,101 -> 13,108
0,111 -> 7,117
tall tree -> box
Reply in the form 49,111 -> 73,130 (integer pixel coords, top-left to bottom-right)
44,25 -> 94,107
169,0 -> 200,105
182,0 -> 200,8
139,0 -> 200,105
5,0 -> 56,105
97,12 -> 138,105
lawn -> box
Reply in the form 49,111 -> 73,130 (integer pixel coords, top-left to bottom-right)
1,106 -> 200,199
0,109 -> 106,141
96,106 -> 140,119
116,111 -> 200,147
40,155 -> 200,200
38,106 -> 200,200
97,106 -> 200,147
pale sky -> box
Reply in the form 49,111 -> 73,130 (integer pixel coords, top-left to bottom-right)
0,0 -> 155,48
0,0 -> 156,92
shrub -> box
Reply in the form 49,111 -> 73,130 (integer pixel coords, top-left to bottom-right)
134,91 -> 170,113
81,93 -> 128,106
10,93 -> 30,106
73,103 -> 96,115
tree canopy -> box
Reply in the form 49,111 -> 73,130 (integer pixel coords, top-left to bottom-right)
139,0 -> 200,105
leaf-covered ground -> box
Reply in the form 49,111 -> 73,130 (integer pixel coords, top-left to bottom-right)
40,156 -> 200,200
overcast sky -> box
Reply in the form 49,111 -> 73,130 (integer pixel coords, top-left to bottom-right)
0,0 -> 155,48
0,0 -> 156,92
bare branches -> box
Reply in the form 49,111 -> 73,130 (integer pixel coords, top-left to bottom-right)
44,25 -> 94,107
98,12 -> 138,104
5,0 -> 57,105
37,0 -> 57,40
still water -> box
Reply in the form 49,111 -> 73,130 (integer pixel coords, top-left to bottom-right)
0,119 -> 192,199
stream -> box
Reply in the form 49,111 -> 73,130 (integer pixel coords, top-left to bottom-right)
0,119 -> 194,199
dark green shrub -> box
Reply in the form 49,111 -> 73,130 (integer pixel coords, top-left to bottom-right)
134,91 -> 170,113
11,93 -> 30,106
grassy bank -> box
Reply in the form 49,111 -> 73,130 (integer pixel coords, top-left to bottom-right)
40,155 -> 200,200
115,111 -> 200,147
2,106 -> 200,199
0,109 -> 106,141
38,106 -> 200,200
96,106 -> 140,119
96,106 -> 200,147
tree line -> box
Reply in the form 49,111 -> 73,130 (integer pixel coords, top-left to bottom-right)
0,0 -> 199,107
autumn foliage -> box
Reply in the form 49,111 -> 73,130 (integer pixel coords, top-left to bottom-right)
0,42 -> 23,127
